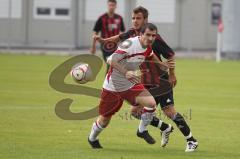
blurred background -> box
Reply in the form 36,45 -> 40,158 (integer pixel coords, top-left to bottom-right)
0,0 -> 240,60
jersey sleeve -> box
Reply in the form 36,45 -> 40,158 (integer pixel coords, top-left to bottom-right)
107,39 -> 133,62
152,34 -> 175,59
93,17 -> 102,33
107,49 -> 128,62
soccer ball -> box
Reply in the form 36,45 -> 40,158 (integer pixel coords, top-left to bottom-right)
70,63 -> 92,84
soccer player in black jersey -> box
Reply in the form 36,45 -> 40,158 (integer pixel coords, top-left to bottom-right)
93,6 -> 198,152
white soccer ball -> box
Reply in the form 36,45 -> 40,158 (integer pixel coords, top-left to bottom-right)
70,63 -> 92,84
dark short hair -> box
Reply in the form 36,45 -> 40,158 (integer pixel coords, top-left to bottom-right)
140,23 -> 158,34
133,6 -> 148,19
108,0 -> 117,3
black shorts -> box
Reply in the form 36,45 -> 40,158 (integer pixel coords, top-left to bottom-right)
147,86 -> 174,109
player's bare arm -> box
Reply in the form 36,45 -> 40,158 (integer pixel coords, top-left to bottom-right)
150,53 -> 169,71
149,52 -> 177,87
90,32 -> 98,54
94,34 -> 120,44
167,56 -> 177,87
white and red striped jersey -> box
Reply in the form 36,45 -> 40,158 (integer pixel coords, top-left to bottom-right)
103,36 -> 152,92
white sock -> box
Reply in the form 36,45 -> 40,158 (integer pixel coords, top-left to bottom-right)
138,107 -> 155,133
89,121 -> 104,141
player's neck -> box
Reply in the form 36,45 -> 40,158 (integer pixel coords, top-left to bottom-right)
107,12 -> 114,17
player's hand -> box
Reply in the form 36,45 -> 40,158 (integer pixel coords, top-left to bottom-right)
160,61 -> 169,71
169,73 -> 177,88
125,71 -> 141,84
166,58 -> 176,69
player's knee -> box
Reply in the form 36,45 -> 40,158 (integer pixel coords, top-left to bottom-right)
163,105 -> 176,119
151,101 -> 157,108
147,99 -> 156,108
98,116 -> 111,128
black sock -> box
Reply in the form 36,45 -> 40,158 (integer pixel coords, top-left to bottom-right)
172,113 -> 195,140
150,116 -> 169,131
187,137 -> 197,142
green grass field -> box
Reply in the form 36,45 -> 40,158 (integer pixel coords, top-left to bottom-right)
0,53 -> 240,159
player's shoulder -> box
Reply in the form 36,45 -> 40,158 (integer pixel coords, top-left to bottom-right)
155,34 -> 163,41
129,36 -> 140,43
98,13 -> 108,19
118,37 -> 138,50
153,34 -> 167,46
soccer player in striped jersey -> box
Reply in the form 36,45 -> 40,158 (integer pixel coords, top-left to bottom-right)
93,6 -> 198,152
90,0 -> 125,73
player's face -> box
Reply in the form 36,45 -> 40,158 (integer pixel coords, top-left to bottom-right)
108,2 -> 117,14
132,13 -> 147,30
140,28 -> 157,47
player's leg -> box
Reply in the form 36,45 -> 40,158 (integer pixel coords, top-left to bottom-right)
122,85 -> 156,144
88,115 -> 111,148
131,106 -> 169,131
88,89 -> 123,148
130,105 -> 173,147
160,90 -> 198,152
141,85 -> 174,147
151,95 -> 174,147
135,89 -> 157,144
163,106 -> 198,152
